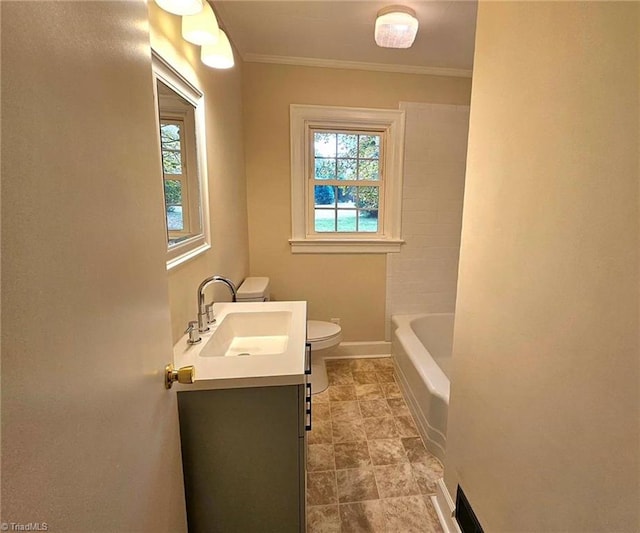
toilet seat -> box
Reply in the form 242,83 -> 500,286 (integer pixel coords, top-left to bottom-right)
307,320 -> 342,351
237,278 -> 340,394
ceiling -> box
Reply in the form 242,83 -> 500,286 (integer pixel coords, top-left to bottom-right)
214,1 -> 477,77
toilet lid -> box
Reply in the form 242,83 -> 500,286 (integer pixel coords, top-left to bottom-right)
307,320 -> 341,341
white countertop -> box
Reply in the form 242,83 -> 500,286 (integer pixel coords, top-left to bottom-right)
172,301 -> 308,391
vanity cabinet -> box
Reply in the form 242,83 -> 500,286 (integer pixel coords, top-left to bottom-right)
177,383 -> 310,533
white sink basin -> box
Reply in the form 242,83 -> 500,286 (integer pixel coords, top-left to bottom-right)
172,301 -> 308,390
200,311 -> 292,357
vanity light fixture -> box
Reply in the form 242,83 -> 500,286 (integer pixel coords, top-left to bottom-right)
182,1 -> 220,46
201,29 -> 234,69
374,5 -> 419,49
155,0 -> 204,16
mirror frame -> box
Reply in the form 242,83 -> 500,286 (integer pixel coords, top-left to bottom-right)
151,49 -> 211,270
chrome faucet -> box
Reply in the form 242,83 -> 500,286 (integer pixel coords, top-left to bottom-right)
196,275 -> 237,334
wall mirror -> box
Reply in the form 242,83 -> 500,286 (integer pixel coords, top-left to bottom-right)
152,50 -> 210,269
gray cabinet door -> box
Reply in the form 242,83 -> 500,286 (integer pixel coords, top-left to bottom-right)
178,385 -> 304,533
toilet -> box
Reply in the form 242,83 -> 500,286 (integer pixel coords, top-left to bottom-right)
237,277 -> 342,393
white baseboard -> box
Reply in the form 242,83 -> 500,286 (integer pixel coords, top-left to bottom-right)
433,478 -> 461,533
326,341 -> 391,359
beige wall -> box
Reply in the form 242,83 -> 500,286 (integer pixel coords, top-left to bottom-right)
149,4 -> 250,343
445,2 -> 639,531
243,63 -> 471,341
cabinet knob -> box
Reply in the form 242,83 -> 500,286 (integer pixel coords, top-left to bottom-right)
165,363 -> 195,389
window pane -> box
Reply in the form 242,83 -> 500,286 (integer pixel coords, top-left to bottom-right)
314,185 -> 335,206
358,210 -> 378,232
337,186 -> 356,206
357,186 -> 379,210
165,180 -> 184,231
162,150 -> 182,174
358,160 -> 379,181
337,134 -> 358,157
164,179 -> 182,207
358,135 -> 380,158
337,209 -> 357,232
315,158 -> 336,180
160,123 -> 181,150
314,132 -> 336,157
167,208 -> 184,231
337,159 -> 357,180
315,208 -> 336,232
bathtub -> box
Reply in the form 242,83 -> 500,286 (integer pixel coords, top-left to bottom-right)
392,313 -> 453,462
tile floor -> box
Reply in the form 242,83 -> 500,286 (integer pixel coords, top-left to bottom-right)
306,357 -> 444,533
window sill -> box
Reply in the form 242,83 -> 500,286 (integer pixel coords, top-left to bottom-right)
166,241 -> 211,271
289,238 -> 404,254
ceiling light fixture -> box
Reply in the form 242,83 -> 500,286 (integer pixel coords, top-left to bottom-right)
201,29 -> 234,69
155,0 -> 204,17
374,5 -> 419,49
182,1 -> 220,45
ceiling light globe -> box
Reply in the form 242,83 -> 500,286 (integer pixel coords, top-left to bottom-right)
182,2 -> 220,45
155,0 -> 204,16
201,30 -> 235,69
374,6 -> 419,49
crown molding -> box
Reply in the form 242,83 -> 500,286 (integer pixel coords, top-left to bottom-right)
243,53 -> 473,78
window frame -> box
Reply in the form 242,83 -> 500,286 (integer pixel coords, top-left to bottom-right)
290,104 -> 405,254
152,49 -> 211,270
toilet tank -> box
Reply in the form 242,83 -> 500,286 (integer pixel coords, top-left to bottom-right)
237,277 -> 270,302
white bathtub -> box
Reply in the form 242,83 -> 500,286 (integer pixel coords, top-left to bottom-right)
392,313 -> 453,462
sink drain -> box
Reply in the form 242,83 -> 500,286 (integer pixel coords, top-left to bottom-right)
237,352 -> 251,356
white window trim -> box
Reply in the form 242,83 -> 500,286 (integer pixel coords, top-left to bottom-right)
290,104 -> 405,254
152,49 -> 211,270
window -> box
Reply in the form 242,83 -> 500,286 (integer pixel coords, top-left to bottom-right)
312,130 -> 381,233
158,102 -> 201,246
290,105 -> 405,253
160,118 -> 189,239
152,50 -> 211,269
